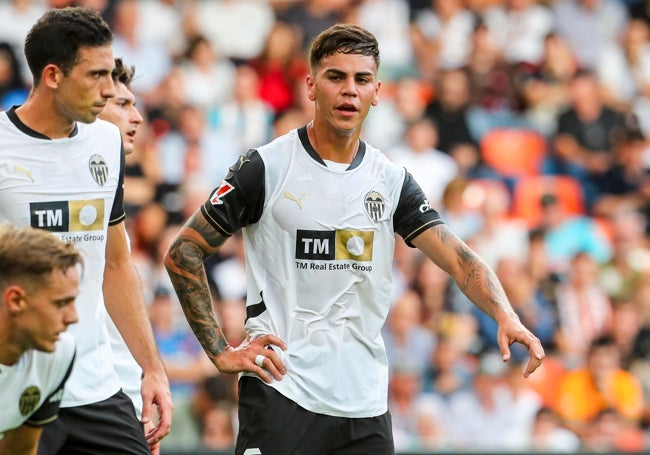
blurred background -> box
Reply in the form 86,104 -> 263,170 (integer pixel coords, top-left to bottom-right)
3,0 -> 650,452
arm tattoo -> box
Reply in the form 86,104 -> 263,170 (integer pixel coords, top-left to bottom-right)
449,230 -> 513,317
165,214 -> 230,361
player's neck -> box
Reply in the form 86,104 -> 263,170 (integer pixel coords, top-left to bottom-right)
306,120 -> 360,164
16,95 -> 76,139
0,328 -> 23,366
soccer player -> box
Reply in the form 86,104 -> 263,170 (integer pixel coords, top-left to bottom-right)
98,57 -> 162,453
164,24 -> 545,454
0,223 -> 81,454
0,7 -> 172,454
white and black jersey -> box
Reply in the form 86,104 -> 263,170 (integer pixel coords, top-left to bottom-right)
0,107 -> 125,407
202,126 -> 442,418
0,333 -> 76,433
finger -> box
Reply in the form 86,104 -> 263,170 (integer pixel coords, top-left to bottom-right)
145,402 -> 172,444
262,346 -> 286,376
256,352 -> 285,380
251,362 -> 274,383
257,334 -> 287,350
523,354 -> 543,378
140,397 -> 152,425
497,333 -> 512,363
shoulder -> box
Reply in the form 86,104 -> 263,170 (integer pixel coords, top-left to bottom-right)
77,119 -> 121,143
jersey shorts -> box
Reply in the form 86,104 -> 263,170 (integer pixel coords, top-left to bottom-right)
36,389 -> 149,455
235,376 -> 394,455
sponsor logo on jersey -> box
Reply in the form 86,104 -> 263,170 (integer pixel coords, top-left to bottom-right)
419,198 -> 432,213
210,180 -> 234,206
30,200 -> 104,232
364,191 -> 385,222
296,229 -> 373,261
89,154 -> 108,186
19,386 -> 41,416
13,164 -> 34,182
281,191 -> 306,209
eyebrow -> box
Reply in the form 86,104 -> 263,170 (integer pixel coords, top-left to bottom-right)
112,96 -> 135,104
325,68 -> 375,77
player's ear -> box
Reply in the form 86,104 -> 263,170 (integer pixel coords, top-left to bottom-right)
306,74 -> 316,102
372,80 -> 381,106
4,286 -> 28,314
42,64 -> 62,89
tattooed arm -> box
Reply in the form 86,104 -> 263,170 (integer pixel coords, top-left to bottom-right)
163,210 -> 286,383
411,224 -> 545,377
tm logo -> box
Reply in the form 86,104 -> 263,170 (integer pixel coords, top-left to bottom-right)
30,200 -> 104,232
296,229 -> 373,261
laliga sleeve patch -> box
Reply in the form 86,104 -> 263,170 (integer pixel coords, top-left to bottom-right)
210,180 -> 235,205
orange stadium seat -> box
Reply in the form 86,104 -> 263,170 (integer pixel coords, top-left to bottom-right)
512,174 -> 585,227
480,128 -> 547,178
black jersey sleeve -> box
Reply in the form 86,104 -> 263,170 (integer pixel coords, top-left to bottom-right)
108,142 -> 126,226
394,171 -> 444,246
200,149 -> 266,236
25,351 -> 76,427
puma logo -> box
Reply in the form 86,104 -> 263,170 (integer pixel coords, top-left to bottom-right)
13,164 -> 34,182
282,191 -> 306,209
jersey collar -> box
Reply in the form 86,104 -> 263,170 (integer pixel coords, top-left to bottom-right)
7,106 -> 79,140
298,125 -> 365,171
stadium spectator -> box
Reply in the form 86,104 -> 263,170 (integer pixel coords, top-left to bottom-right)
555,336 -> 644,435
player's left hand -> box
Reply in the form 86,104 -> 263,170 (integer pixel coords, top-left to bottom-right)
140,370 -> 173,446
496,312 -> 545,378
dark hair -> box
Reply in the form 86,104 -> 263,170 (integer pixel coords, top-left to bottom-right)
308,24 -> 380,72
112,57 -> 135,88
24,7 -> 113,84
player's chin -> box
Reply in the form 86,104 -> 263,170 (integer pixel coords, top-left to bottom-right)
35,340 -> 58,353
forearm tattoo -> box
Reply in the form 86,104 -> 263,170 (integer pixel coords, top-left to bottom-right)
435,225 -> 514,318
165,215 -> 229,360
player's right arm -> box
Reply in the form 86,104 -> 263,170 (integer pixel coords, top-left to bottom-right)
0,425 -> 42,455
163,210 -> 286,383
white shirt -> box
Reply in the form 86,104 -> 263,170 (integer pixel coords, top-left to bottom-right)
201,126 -> 443,417
0,108 -> 124,407
0,332 -> 76,433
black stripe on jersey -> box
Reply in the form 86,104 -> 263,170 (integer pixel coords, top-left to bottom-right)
394,171 -> 443,246
245,292 -> 267,322
25,350 -> 76,427
109,142 -> 126,226
297,126 -> 366,170
7,107 -> 78,139
201,149 -> 266,236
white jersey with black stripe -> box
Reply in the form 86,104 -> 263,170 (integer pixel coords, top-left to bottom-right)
0,332 -> 76,433
202,126 -> 442,418
0,109 -> 124,407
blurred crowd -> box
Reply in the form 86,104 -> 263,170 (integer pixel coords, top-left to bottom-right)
3,0 -> 650,452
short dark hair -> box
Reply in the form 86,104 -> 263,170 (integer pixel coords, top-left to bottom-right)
112,57 -> 136,88
309,24 -> 380,72
24,7 -> 113,84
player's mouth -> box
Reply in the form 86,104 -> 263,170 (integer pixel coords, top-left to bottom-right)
336,103 -> 358,116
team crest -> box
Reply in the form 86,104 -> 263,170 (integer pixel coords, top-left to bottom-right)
364,191 -> 385,222
19,386 -> 41,416
89,154 -> 108,186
